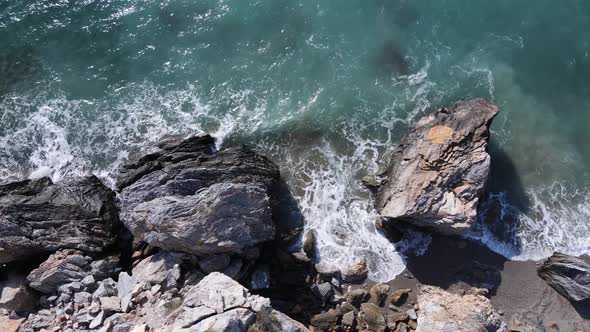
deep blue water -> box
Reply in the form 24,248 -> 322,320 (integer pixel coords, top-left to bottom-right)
1,0 -> 590,281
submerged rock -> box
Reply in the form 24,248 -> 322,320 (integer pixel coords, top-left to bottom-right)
341,258 -> 369,284
117,135 -> 280,256
376,99 -> 498,234
0,176 -> 119,263
416,285 -> 507,332
537,252 -> 590,302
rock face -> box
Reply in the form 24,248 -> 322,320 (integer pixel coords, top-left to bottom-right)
376,99 -> 498,234
117,135 -> 280,255
416,285 -> 507,332
537,252 -> 590,302
0,176 -> 119,263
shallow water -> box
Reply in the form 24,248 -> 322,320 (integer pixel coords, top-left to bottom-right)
1,0 -> 590,281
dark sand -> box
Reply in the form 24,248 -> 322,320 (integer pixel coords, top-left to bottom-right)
356,234 -> 590,331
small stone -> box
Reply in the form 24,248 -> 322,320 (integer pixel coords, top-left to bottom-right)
74,292 -> 92,304
390,289 -> 411,306
291,251 -> 311,264
315,262 -> 340,279
360,303 -> 387,332
406,308 -> 417,320
370,283 -> 390,306
408,319 -> 417,329
89,311 -> 105,329
330,277 -> 342,289
312,282 -> 334,303
346,289 -> 370,308
57,293 -> 72,304
65,302 -> 75,315
82,275 -> 96,288
341,259 -> 368,284
340,301 -> 355,314
389,304 -> 401,312
302,229 -> 317,260
58,281 -> 83,295
395,321 -> 408,332
93,279 -> 117,299
100,296 -> 121,314
310,308 -> 341,330
342,310 -> 356,329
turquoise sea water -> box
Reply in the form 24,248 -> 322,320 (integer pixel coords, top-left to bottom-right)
1,0 -> 590,281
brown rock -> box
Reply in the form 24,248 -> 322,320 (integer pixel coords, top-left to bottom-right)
360,303 -> 387,332
303,229 -> 317,260
408,320 -> 417,329
376,99 -> 498,234
370,283 -> 390,306
390,289 -> 411,306
341,259 -> 368,284
310,308 -> 341,330
346,289 -> 370,308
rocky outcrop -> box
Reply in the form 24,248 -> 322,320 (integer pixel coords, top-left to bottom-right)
537,252 -> 590,302
26,249 -> 120,294
0,176 -> 119,263
416,285 -> 507,332
376,99 -> 498,234
116,135 -> 284,256
161,272 -> 309,332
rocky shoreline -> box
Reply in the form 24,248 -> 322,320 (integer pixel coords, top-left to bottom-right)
0,99 -> 589,332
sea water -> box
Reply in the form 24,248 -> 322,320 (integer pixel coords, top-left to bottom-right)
1,0 -> 589,281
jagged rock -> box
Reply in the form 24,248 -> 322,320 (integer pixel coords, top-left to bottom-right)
74,292 -> 92,304
387,312 -> 409,330
360,303 -> 387,332
312,282 -> 334,303
0,275 -> 37,312
197,254 -> 231,274
390,289 -> 411,306
310,308 -> 341,330
253,306 -> 310,332
370,283 -> 390,306
0,315 -> 24,332
0,176 -> 119,263
131,252 -> 181,290
27,250 -> 91,294
395,321 -> 408,332
341,259 -> 368,284
416,285 -> 508,332
376,99 -> 498,234
93,279 -> 117,299
100,297 -> 121,314
89,311 -> 105,329
537,252 -> 590,302
116,135 -> 284,256
342,310 -> 357,330
161,272 -> 309,332
346,289 -> 370,308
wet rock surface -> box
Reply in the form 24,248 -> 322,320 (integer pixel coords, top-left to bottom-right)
376,99 -> 498,234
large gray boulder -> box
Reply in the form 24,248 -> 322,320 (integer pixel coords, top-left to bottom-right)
116,135 -> 281,256
376,99 -> 498,234
537,252 -> 590,302
0,176 -> 119,263
416,285 -> 507,332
